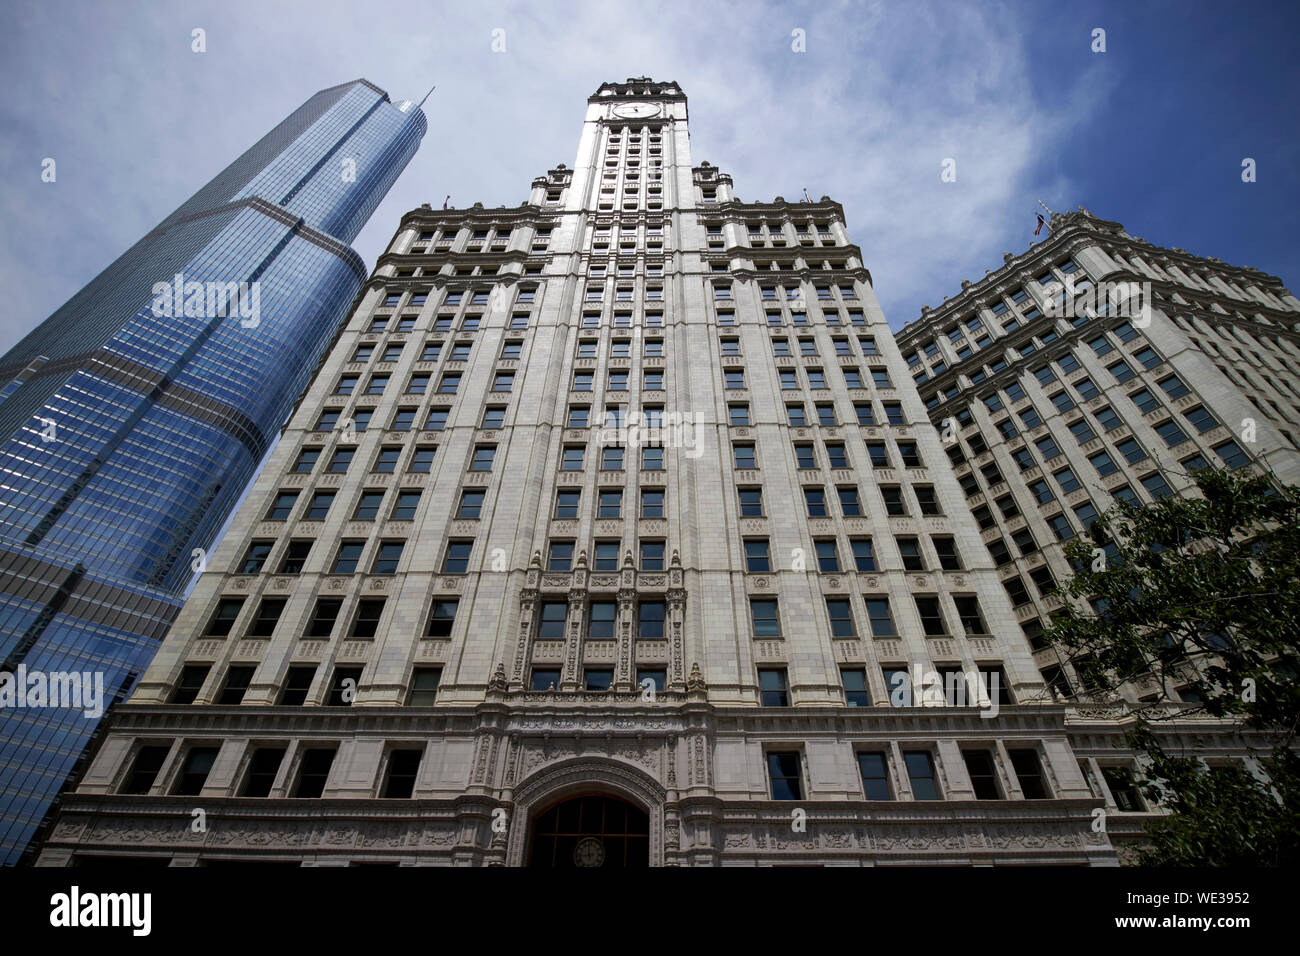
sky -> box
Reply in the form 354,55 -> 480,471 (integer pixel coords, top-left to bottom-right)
1,0 -> 1298,356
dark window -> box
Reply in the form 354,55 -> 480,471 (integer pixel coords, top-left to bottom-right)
382,750 -> 423,798
293,748 -> 337,798
351,599 -> 385,638
249,598 -> 286,637
217,665 -> 255,705
408,668 -> 441,705
173,747 -> 219,796
768,752 -> 802,800
859,752 -> 890,799
639,601 -> 666,639
1009,749 -> 1049,798
170,664 -> 210,704
306,598 -> 342,638
963,750 -> 1001,799
278,666 -> 316,705
240,747 -> 286,798
759,669 -> 789,707
904,752 -> 940,800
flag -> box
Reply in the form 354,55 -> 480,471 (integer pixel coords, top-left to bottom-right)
1034,213 -> 1045,236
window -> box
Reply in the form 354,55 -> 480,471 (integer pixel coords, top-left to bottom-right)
851,538 -> 876,572
601,446 -> 625,470
826,443 -> 848,468
327,665 -> 363,706
170,664 -> 210,704
1009,749 -> 1049,798
838,486 -> 862,516
1215,440 -> 1249,469
866,443 -> 889,468
738,488 -> 763,516
1116,438 -> 1146,464
865,598 -> 895,637
744,539 -> 771,573
530,669 -> 561,691
898,537 -> 924,571
547,541 -> 574,571
246,597 -> 285,637
815,539 -> 840,572
639,601 -> 665,638
442,540 -> 473,573
858,752 -> 891,798
759,669 -> 789,707
238,747 -> 286,798
640,488 -> 664,518
640,540 -> 665,570
904,752 -> 940,800
641,446 -> 664,470
239,541 -> 273,574
1183,405 -> 1218,433
267,491 -> 300,520
418,598 -> 458,638
173,746 -> 220,796
292,448 -> 321,473
470,445 -> 496,471
855,402 -> 875,425
1155,419 -> 1189,447
1141,472 -> 1174,499
278,666 -> 316,706
588,602 -> 617,639
1158,375 -> 1190,399
277,540 -> 312,574
561,446 -> 585,471
351,599 -> 385,638
825,598 -> 855,638
725,369 -> 745,389
933,537 -> 960,570
733,443 -> 756,469
768,751 -> 802,799
963,750 -> 1001,799
750,599 -> 780,637
408,446 -> 436,473
729,403 -> 751,427
881,487 -> 906,516
914,596 -> 946,636
292,748 -> 337,799
537,602 -> 567,639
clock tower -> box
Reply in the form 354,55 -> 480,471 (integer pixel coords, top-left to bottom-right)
566,77 -> 695,213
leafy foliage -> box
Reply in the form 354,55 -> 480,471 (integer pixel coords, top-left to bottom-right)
1044,468 -> 1300,865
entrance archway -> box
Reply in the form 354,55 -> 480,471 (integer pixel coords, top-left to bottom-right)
528,793 -> 649,868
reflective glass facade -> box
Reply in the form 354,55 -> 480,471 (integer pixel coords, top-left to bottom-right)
0,79 -> 425,863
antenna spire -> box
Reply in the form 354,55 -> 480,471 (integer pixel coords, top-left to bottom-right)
418,85 -> 436,109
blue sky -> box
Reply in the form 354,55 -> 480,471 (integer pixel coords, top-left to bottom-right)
1,0 -> 1297,355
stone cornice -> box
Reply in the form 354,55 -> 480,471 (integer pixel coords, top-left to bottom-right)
900,210 -> 1294,344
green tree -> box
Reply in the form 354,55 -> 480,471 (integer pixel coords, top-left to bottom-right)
1044,467 -> 1299,865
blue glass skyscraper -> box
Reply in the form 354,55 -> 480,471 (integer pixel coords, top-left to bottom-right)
0,78 -> 426,863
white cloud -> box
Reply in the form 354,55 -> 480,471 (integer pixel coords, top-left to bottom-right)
0,0 -> 1112,355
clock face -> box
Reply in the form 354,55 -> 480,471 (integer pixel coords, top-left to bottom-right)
612,102 -> 661,119
573,837 -> 606,867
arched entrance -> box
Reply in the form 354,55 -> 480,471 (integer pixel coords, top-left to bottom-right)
528,793 -> 649,868
506,756 -> 667,867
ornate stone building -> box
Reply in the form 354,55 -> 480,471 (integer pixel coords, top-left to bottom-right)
40,80 -> 1283,868
895,209 -> 1300,697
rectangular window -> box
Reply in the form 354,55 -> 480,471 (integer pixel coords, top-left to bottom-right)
858,752 -> 891,798
750,599 -> 780,637
442,540 -> 473,573
865,598 -> 895,637
1009,749 -> 1049,798
351,599 -> 385,638
733,444 -> 756,469
759,669 -> 789,707
639,601 -> 666,638
904,752 -> 940,800
768,751 -> 802,799
292,748 -> 337,799
738,488 -> 763,516
826,598 -> 855,638
851,538 -> 876,572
